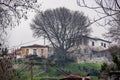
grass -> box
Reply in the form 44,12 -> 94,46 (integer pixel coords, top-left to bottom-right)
67,62 -> 102,70
91,76 -> 99,80
15,67 -> 30,80
64,62 -> 102,75
14,62 -> 102,80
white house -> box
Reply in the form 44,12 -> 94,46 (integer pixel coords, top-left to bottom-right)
87,36 -> 111,49
73,36 -> 112,63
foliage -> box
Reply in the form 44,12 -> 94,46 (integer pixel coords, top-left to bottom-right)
15,68 -> 30,80
100,45 -> 120,79
0,57 -> 15,80
91,76 -> 99,80
15,61 -> 101,80
109,45 -> 120,69
0,47 -> 8,56
65,63 -> 101,75
0,48 -> 15,80
100,62 -> 108,71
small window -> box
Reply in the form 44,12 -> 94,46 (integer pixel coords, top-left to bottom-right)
26,49 -> 29,54
101,42 -> 103,46
92,41 -> 94,46
104,43 -> 106,48
41,49 -> 44,55
33,49 -> 37,55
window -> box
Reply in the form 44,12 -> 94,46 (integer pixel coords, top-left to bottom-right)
104,43 -> 106,48
92,41 -> 94,46
101,42 -> 103,46
41,49 -> 44,56
26,49 -> 29,55
33,49 -> 37,55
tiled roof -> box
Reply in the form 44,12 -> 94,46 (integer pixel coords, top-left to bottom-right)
59,74 -> 90,80
83,36 -> 111,43
21,44 -> 49,48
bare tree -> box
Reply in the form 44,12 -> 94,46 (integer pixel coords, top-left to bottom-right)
0,0 -> 40,45
0,0 -> 40,79
106,14 -> 120,43
31,7 -> 90,63
77,0 -> 120,19
77,0 -> 120,43
0,57 -> 15,80
77,0 -> 120,14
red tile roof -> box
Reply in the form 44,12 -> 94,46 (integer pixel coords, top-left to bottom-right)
21,44 -> 49,48
59,74 -> 90,80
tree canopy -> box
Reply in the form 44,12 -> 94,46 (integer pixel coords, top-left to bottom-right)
109,45 -> 120,69
100,45 -> 120,79
31,7 -> 90,62
77,0 -> 120,43
0,0 -> 40,45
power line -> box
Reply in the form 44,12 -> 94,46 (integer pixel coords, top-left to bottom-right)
9,39 -> 40,50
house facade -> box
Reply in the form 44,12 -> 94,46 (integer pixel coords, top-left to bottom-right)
20,44 -> 52,58
73,36 -> 112,63
8,49 -> 22,60
19,36 -> 111,63
88,36 -> 111,49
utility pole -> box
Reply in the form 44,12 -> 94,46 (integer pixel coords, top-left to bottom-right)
30,60 -> 33,80
44,36 -> 46,45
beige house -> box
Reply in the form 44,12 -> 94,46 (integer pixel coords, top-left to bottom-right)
21,44 -> 50,58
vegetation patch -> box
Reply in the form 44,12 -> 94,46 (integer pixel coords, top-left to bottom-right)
15,62 -> 102,80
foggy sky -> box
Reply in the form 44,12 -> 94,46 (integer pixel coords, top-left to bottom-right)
8,0 -> 107,49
